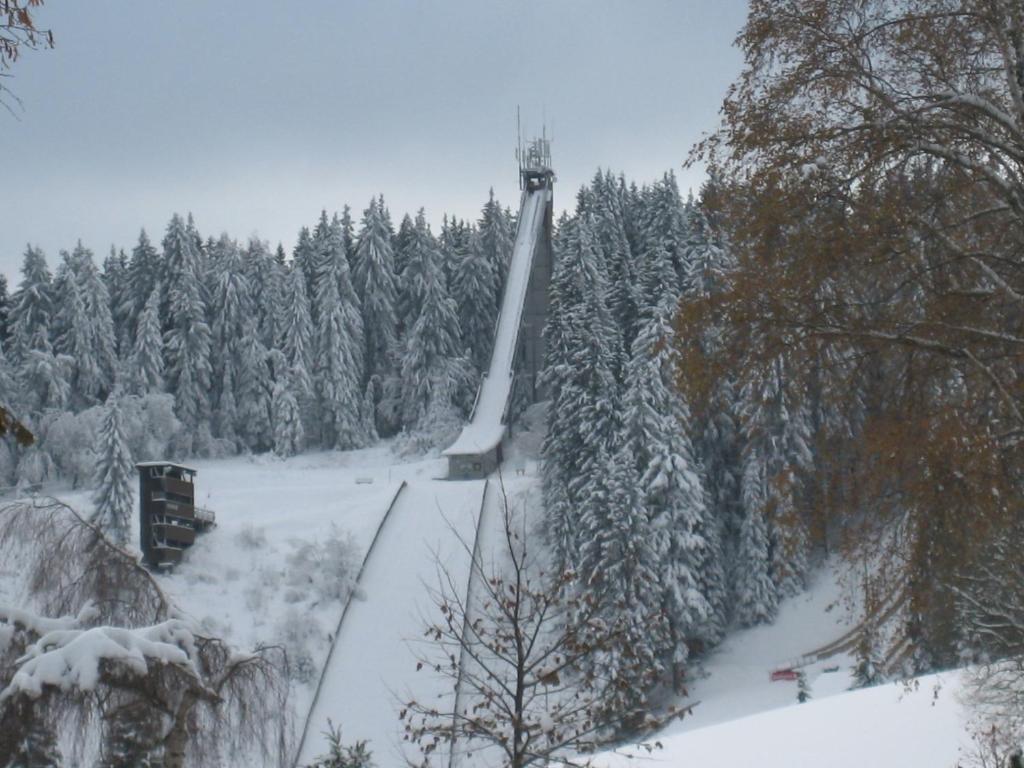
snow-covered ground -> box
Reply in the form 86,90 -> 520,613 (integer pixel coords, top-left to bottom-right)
36,424 -> 977,768
677,565 -> 859,734
49,445 -> 457,737
597,671 -> 970,768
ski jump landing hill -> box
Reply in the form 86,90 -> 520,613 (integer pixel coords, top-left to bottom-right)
444,140 -> 554,479
296,146 -> 554,767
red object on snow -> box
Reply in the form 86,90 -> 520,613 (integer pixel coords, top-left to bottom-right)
770,668 -> 800,682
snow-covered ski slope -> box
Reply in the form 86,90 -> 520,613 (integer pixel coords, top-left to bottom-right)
444,185 -> 550,457
297,478 -> 488,767
596,670 -> 969,768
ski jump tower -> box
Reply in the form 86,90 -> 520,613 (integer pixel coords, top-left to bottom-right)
444,136 -> 554,479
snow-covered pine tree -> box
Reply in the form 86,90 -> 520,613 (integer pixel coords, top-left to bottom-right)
739,355 -> 813,598
451,227 -> 499,376
0,335 -> 20,411
477,188 -> 512,299
353,196 -> 399,389
52,266 -> 95,405
699,376 -> 744,616
7,245 -> 53,365
279,262 -> 314,399
313,222 -> 366,450
641,172 -> 691,289
315,275 -> 364,450
439,215 -> 470,299
591,170 -> 639,359
734,445 -> 778,626
621,250 -> 722,662
359,382 -> 379,444
682,189 -> 735,300
293,225 -> 318,314
162,214 -> 212,430
393,213 -> 416,276
539,221 -> 575,565
79,244 -> 118,399
853,620 -> 885,687
340,204 -> 356,270
244,237 -> 284,349
128,285 -> 164,395
48,244 -> 116,406
577,440 -> 667,717
122,230 -> 161,343
396,209 -> 443,335
271,373 -> 305,458
397,238 -> 470,437
214,366 -> 240,447
621,178 -> 646,260
103,246 -> 131,357
92,396 -> 134,546
236,316 -> 272,452
312,213 -> 366,375
541,212 -> 621,570
209,235 -> 250,447
0,273 -> 9,346
18,327 -> 71,413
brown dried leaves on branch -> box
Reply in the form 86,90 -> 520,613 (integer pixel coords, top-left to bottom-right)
1,0 -> 52,69
681,0 -> 1024,667
0,405 -> 34,446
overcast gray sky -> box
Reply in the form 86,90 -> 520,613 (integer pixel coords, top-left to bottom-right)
0,1 -> 748,283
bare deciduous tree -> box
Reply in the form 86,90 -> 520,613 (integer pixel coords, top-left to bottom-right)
0,0 -> 53,111
402,484 -> 682,768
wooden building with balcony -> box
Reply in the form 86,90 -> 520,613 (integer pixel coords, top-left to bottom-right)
136,461 -> 215,568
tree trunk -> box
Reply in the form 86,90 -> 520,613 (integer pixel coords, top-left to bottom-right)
164,693 -> 198,768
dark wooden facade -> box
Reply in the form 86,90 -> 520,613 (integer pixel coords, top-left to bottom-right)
136,461 -> 212,568
448,444 -> 502,481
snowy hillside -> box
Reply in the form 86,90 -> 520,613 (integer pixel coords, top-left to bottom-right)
35,418 -> 980,768
51,445 -> 471,733
676,566 -> 859,734
597,671 -> 969,768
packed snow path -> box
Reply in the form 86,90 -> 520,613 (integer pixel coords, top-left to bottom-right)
297,478 -> 487,767
444,185 -> 550,457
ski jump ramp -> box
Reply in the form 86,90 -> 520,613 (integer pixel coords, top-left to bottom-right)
296,479 -> 488,767
444,164 -> 554,479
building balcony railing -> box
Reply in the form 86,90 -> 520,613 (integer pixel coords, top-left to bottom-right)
152,519 -> 197,547
160,475 -> 195,501
147,498 -> 195,521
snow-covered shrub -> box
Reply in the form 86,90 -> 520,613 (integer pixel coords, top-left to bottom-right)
16,394 -> 184,490
236,524 -> 268,550
305,721 -> 375,768
392,398 -> 464,457
122,393 -> 181,461
286,526 -> 359,604
39,408 -> 102,487
274,605 -> 321,685
16,445 -> 56,488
